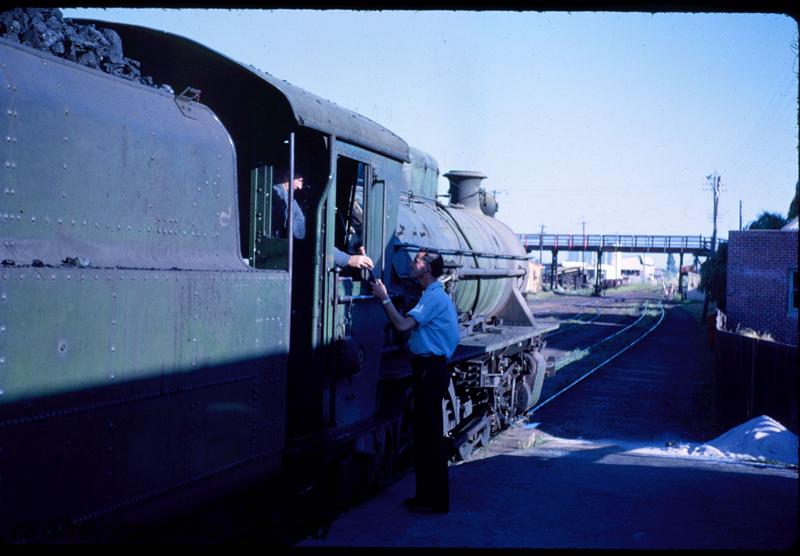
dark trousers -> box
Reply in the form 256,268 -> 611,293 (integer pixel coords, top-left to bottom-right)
411,354 -> 450,511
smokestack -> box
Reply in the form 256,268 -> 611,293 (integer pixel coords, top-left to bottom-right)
444,170 -> 487,212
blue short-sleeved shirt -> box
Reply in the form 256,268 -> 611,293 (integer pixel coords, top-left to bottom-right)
407,281 -> 460,359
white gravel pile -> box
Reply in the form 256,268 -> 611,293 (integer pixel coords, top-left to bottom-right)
631,415 -> 798,467
694,415 -> 798,466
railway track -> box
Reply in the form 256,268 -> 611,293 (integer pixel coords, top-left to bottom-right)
543,303 -> 602,338
448,297 -> 666,463
529,299 -> 665,416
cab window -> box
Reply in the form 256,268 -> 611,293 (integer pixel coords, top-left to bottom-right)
335,157 -> 369,278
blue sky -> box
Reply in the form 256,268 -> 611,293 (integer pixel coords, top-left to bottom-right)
61,9 -> 798,245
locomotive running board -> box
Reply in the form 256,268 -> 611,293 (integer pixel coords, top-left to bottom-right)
451,322 -> 558,362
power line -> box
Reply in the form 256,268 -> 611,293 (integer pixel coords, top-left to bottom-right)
723,53 -> 796,169
724,68 -> 796,181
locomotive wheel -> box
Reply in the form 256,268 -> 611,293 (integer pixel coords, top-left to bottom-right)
513,374 -> 533,416
364,421 -> 403,496
443,396 -> 458,436
524,351 -> 547,409
478,422 -> 491,448
457,438 -> 475,461
455,422 -> 490,462
376,420 -> 398,484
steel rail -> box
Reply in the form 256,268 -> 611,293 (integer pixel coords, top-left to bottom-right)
545,304 -> 603,338
527,299 -> 666,415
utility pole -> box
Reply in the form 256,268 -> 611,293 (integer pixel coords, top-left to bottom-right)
581,218 -> 586,268
580,218 -> 588,289
739,200 -> 742,231
709,172 -> 721,253
539,224 -> 546,264
701,171 -> 723,320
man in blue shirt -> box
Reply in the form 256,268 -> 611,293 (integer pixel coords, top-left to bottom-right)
370,250 -> 459,514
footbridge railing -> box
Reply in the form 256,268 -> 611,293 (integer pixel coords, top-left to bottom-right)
517,234 -> 724,255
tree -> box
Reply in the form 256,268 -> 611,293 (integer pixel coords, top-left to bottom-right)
788,180 -> 799,221
665,253 -> 677,278
699,242 -> 727,312
746,211 -> 786,230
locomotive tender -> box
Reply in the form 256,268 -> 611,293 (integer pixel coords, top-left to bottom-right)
0,18 -> 555,538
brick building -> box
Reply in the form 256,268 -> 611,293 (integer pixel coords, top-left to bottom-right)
725,226 -> 798,345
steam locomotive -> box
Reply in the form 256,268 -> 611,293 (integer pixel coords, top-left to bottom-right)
0,17 -> 555,540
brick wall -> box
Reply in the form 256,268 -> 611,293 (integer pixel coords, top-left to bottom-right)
726,230 -> 798,345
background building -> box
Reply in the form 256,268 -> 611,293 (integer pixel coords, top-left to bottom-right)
725,226 -> 798,345
619,255 -> 656,283
524,259 -> 544,294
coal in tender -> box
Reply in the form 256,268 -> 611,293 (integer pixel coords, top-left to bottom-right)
0,7 -> 170,92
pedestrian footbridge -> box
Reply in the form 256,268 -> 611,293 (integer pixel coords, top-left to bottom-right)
518,234 -> 724,256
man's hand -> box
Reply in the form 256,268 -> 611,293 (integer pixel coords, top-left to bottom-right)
348,254 -> 374,270
370,278 -> 389,301
371,278 -> 416,332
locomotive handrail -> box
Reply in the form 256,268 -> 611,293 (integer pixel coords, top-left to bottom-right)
456,268 -> 526,278
395,242 -> 529,261
399,191 -> 440,203
337,294 -> 375,303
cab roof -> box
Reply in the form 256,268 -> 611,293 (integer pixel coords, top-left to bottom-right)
76,19 -> 410,162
